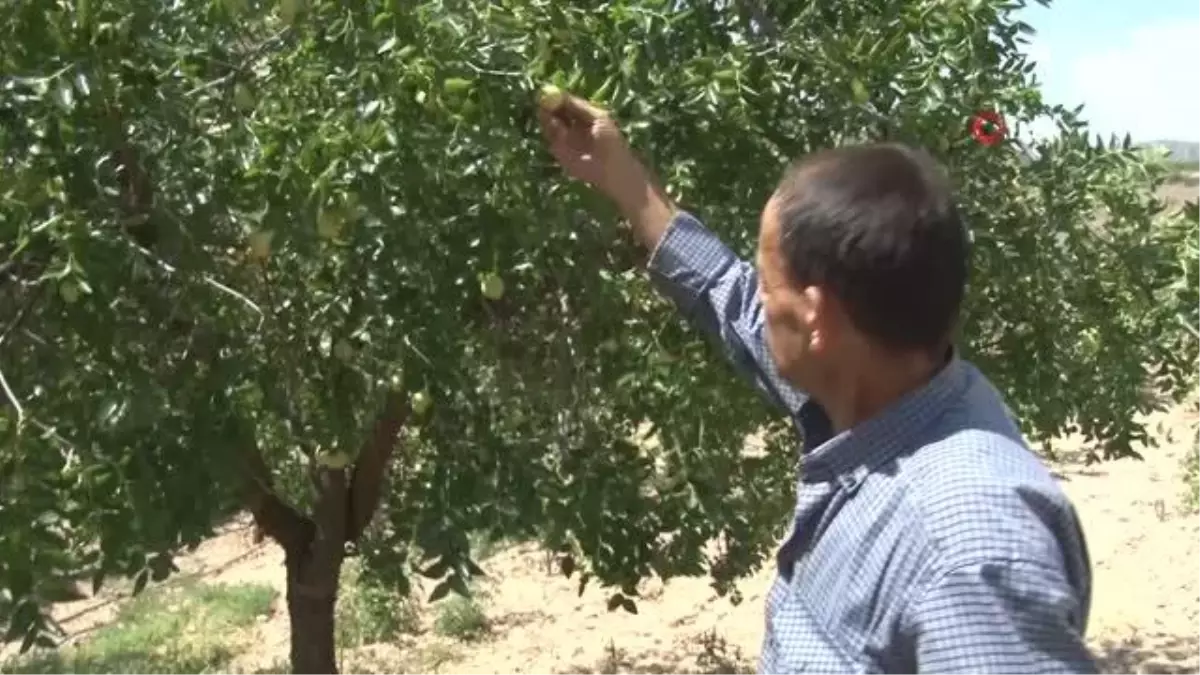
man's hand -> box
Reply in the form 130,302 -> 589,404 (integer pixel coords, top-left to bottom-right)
536,89 -> 675,250
537,90 -> 639,197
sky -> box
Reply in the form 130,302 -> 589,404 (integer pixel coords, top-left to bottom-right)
1019,0 -> 1199,143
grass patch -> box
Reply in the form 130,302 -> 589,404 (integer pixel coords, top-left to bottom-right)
424,533 -> 501,642
432,593 -> 489,641
2,582 -> 276,674
335,560 -> 420,649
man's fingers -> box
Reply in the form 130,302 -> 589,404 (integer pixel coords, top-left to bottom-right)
537,110 -> 577,169
559,94 -> 608,122
536,89 -> 614,181
538,108 -> 566,142
539,91 -> 608,129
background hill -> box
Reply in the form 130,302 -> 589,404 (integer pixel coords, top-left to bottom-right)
1143,139 -> 1200,163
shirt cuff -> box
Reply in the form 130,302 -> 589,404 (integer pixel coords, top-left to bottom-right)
646,211 -> 741,312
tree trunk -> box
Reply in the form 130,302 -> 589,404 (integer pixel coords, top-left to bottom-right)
247,463 -> 348,674
283,466 -> 349,675
241,393 -> 409,674
285,548 -> 341,675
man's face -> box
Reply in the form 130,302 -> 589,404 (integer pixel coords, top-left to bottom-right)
755,197 -> 832,391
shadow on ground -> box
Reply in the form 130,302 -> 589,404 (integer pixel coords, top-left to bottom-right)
1093,632 -> 1199,674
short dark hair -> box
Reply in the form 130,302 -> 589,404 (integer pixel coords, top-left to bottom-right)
773,143 -> 969,352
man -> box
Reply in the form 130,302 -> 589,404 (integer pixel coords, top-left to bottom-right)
537,94 -> 1097,674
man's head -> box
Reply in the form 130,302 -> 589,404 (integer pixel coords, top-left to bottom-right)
755,143 -> 968,394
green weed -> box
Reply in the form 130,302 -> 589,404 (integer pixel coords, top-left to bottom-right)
2,582 -> 276,674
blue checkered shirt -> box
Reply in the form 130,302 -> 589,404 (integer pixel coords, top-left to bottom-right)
647,211 -> 1096,674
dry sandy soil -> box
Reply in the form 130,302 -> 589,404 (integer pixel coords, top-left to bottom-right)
1161,177 -> 1199,208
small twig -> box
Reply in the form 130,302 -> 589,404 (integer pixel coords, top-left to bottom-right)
183,73 -> 237,98
464,62 -> 523,78
202,273 -> 264,325
181,28 -> 290,99
0,364 -> 24,425
27,418 -> 78,458
402,334 -> 435,367
0,286 -> 42,346
122,238 -> 263,320
1178,314 -> 1200,341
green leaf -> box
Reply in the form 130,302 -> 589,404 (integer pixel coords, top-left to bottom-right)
91,566 -> 106,593
420,557 -> 451,579
19,623 -> 41,654
449,573 -> 470,598
464,558 -> 486,578
377,37 -> 398,55
559,554 -> 576,578
4,600 -> 38,643
428,578 -> 454,603
131,569 -> 150,596
605,592 -> 624,612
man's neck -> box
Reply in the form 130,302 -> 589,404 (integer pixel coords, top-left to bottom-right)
821,348 -> 948,432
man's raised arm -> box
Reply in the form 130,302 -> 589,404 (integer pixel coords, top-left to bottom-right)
536,91 -> 805,415
644,207 -> 806,415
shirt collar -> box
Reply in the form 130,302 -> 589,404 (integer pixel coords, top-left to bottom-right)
796,354 -> 969,485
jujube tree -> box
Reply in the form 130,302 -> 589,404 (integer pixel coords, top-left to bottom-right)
2,0 -> 1194,672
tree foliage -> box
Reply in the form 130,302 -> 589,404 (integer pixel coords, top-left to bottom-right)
2,0 -> 1194,670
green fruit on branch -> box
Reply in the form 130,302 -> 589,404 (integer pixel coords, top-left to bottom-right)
333,339 -> 354,361
233,83 -> 255,111
248,230 -> 273,262
317,208 -> 343,240
538,84 -> 565,111
59,284 -> 79,304
443,77 -> 473,94
411,390 -> 432,416
480,272 -> 505,301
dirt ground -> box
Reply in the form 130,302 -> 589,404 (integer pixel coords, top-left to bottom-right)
1161,177 -> 1199,209
29,400 -> 1198,675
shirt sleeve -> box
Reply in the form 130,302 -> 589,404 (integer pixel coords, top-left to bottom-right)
646,210 -> 807,415
908,559 -> 1097,674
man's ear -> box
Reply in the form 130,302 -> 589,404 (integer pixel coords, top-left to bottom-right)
801,285 -> 828,353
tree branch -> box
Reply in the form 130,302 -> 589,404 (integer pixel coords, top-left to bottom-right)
301,464 -> 349,597
0,284 -> 43,347
345,390 -> 409,542
241,435 -> 314,553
